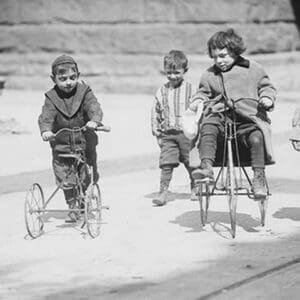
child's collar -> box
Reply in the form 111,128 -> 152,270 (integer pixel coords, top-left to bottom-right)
235,56 -> 250,68
214,56 -> 250,74
165,79 -> 185,89
46,82 -> 89,117
55,84 -> 77,98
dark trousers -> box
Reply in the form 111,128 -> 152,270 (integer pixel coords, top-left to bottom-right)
52,148 -> 99,204
199,123 -> 265,168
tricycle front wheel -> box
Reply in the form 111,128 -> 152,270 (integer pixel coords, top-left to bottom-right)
85,183 -> 102,238
24,183 -> 45,239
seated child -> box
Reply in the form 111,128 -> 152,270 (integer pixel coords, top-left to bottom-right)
190,29 -> 276,199
151,50 -> 197,206
38,54 -> 103,222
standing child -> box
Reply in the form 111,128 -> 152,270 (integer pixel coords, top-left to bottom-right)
190,29 -> 276,199
151,50 -> 197,206
38,54 -> 103,222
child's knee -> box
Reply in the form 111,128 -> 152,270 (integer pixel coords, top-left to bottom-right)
248,130 -> 263,146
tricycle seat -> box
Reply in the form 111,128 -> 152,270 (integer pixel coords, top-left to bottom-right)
58,153 -> 84,162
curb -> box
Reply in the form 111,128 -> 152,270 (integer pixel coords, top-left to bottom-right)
0,153 -> 158,195
0,130 -> 292,195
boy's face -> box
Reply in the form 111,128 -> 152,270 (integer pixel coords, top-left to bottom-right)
51,66 -> 79,93
211,48 -> 236,72
164,67 -> 186,88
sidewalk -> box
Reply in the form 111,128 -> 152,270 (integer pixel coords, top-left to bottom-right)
1,155 -> 300,299
1,91 -> 300,300
0,90 -> 158,176
0,90 -> 299,177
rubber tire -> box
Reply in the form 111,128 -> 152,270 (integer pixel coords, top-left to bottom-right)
85,183 -> 102,238
227,141 -> 238,239
258,198 -> 268,227
24,183 -> 45,239
198,182 -> 210,226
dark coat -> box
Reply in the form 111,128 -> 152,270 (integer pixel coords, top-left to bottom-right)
38,82 -> 103,153
194,57 -> 276,164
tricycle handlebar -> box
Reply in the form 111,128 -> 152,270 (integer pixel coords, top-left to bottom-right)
54,125 -> 111,137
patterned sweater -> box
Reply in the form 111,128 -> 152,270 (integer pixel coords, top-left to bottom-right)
151,80 -> 195,136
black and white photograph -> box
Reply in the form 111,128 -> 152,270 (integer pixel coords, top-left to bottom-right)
0,0 -> 299,299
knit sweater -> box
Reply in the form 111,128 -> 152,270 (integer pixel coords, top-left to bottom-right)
151,80 -> 195,136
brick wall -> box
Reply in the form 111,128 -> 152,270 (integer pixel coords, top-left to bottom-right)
0,0 -> 299,93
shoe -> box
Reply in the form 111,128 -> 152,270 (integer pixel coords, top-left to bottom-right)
192,159 -> 214,180
65,211 -> 79,223
252,168 -> 267,199
152,189 -> 169,206
65,200 -> 79,223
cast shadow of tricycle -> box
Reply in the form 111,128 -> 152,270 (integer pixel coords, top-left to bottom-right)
170,210 -> 261,238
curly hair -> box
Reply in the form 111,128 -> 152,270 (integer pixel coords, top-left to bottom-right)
163,50 -> 188,71
207,28 -> 246,58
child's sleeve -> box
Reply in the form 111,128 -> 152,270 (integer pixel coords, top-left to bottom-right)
191,84 -> 204,115
257,64 -> 276,106
151,89 -> 163,137
38,97 -> 57,134
83,87 -> 103,124
189,73 -> 211,112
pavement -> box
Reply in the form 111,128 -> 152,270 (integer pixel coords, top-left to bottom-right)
0,90 -> 300,299
0,89 -> 299,178
0,90 -> 157,177
0,144 -> 300,299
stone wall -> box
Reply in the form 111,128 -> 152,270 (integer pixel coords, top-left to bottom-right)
0,0 -> 299,93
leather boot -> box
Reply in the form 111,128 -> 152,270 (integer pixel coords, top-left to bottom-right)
65,200 -> 80,223
192,159 -> 214,180
152,185 -> 169,206
252,168 -> 267,199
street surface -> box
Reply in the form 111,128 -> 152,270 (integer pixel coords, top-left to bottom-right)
0,91 -> 299,299
1,141 -> 300,299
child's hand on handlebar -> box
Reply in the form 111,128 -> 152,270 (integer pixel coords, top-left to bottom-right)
42,131 -> 55,141
86,121 -> 98,129
259,97 -> 273,110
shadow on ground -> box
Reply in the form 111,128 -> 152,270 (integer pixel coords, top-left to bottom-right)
0,154 -> 157,195
273,207 -> 300,222
6,232 -> 300,300
144,191 -> 190,202
170,210 -> 261,234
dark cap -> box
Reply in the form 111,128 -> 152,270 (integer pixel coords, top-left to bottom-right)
51,54 -> 78,74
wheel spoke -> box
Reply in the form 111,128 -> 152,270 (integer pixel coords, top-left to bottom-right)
24,183 -> 45,239
85,183 -> 102,238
